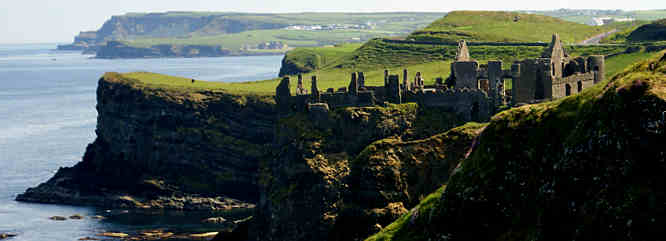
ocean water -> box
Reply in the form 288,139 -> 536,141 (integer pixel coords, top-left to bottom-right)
0,43 -> 282,240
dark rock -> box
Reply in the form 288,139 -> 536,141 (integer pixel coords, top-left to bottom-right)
0,233 -> 17,239
212,217 -> 252,241
202,217 -> 227,224
49,216 -> 66,221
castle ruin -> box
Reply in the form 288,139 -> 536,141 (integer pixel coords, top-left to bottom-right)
276,34 -> 605,122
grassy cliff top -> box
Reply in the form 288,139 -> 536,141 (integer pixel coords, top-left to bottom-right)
101,72 -> 280,107
408,11 -> 611,44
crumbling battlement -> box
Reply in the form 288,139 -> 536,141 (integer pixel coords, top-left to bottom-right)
275,33 -> 604,122
407,88 -> 491,122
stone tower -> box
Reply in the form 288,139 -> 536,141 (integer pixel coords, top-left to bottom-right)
349,72 -> 359,95
386,74 -> 401,104
403,69 -> 411,91
296,74 -> 306,95
542,33 -> 568,79
311,75 -> 320,102
456,40 -> 471,61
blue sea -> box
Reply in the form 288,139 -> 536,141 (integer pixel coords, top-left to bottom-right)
0,43 -> 282,240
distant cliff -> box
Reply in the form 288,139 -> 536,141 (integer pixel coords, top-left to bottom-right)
58,13 -> 288,51
94,41 -> 284,59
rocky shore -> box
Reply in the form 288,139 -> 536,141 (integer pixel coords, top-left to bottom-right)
16,168 -> 254,210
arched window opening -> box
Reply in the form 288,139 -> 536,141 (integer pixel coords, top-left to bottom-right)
565,84 -> 572,96
552,63 -> 555,76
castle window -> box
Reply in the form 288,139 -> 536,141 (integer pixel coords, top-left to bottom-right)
565,84 -> 572,96
552,63 -> 555,76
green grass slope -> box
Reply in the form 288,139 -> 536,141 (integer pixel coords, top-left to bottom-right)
278,43 -> 361,76
366,51 -> 666,241
627,19 -> 666,42
408,11 -> 611,44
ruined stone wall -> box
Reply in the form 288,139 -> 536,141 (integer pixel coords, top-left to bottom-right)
452,61 -> 480,89
407,88 -> 492,122
514,60 -> 537,104
319,91 -> 375,109
552,72 -> 595,98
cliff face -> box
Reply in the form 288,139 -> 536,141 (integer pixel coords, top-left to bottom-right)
95,41 -> 236,58
18,73 -> 276,208
253,103 -> 484,241
367,52 -> 666,241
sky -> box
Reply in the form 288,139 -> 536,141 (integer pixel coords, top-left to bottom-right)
0,0 -> 663,44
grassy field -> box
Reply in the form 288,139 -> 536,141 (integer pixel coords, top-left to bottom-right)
117,58 -> 454,96
605,50 -> 662,78
527,9 -> 666,25
127,29 -> 392,50
329,39 -> 631,70
408,11 -> 612,44
631,10 -> 666,21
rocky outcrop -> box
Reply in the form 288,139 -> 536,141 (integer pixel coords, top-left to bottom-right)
367,51 -> 666,241
17,73 -> 276,209
278,54 -> 318,77
253,102 -> 485,241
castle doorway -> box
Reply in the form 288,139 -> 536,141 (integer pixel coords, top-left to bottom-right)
565,84 -> 572,96
535,78 -> 545,100
471,102 -> 480,122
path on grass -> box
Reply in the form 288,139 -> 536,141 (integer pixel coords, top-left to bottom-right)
579,29 -> 618,45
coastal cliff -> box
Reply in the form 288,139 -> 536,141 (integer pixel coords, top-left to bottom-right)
17,73 -> 276,209
17,71 -> 479,240
18,52 -> 666,241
